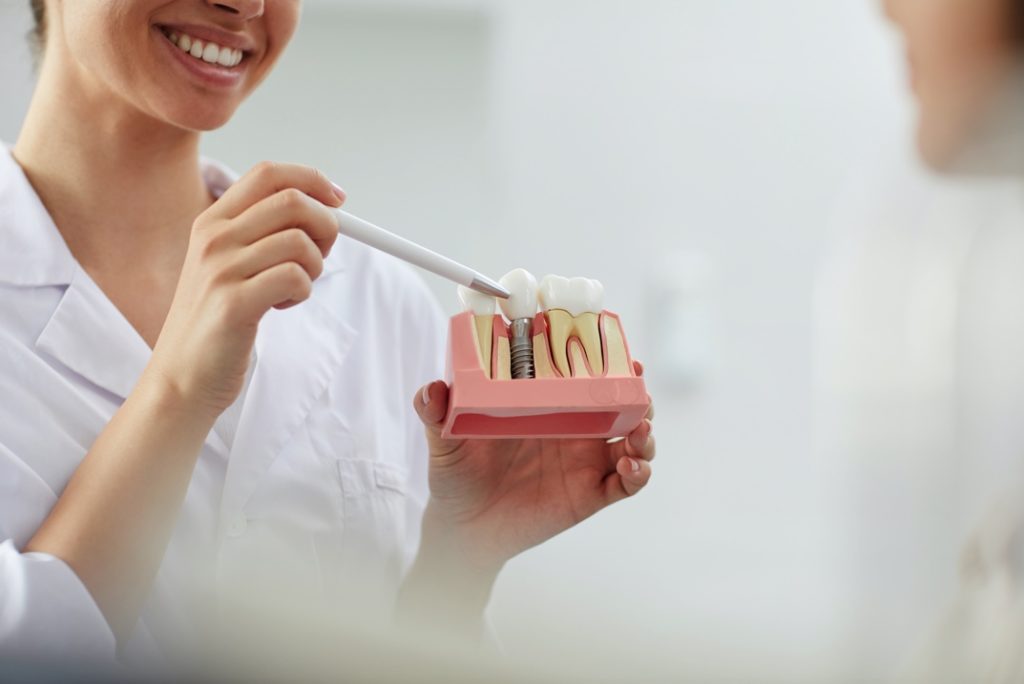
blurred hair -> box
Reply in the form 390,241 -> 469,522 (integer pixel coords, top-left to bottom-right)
29,0 -> 45,48
1016,0 -> 1024,46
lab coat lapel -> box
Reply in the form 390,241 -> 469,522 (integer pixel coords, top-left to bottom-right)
219,273 -> 357,518
35,263 -> 152,402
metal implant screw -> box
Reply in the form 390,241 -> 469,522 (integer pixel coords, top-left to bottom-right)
509,318 -> 536,380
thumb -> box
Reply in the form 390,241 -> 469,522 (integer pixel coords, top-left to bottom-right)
413,380 -> 464,456
414,380 -> 449,427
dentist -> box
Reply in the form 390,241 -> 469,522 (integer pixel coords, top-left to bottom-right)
0,0 -> 655,666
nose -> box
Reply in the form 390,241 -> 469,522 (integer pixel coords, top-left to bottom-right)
206,0 -> 264,21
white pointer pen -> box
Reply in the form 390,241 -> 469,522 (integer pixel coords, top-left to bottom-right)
334,210 -> 510,300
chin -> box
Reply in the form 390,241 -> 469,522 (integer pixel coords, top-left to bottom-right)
162,103 -> 238,133
915,121 -> 960,173
916,99 -> 1024,176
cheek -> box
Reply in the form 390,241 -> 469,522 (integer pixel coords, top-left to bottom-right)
258,2 -> 301,75
60,3 -> 155,91
909,2 -> 1008,137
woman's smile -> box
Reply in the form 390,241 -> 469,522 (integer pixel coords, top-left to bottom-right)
154,22 -> 254,89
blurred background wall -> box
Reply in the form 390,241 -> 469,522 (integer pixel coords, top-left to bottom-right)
4,0 -> 1023,681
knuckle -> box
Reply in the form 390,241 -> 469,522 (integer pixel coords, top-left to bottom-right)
308,251 -> 325,280
252,160 -> 278,179
309,166 -> 328,186
195,235 -> 218,260
283,261 -> 310,289
317,207 -> 340,235
197,228 -> 230,259
291,278 -> 313,301
282,227 -> 309,253
277,187 -> 307,211
321,228 -> 339,252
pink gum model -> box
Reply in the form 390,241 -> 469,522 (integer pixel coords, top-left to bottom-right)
441,311 -> 650,440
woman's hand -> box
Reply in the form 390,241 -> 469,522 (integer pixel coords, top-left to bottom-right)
397,363 -> 655,637
148,162 -> 345,417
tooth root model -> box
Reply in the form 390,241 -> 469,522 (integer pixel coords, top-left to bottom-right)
499,269 -> 539,380
602,314 -> 632,377
539,276 -> 606,377
543,309 -> 574,378
572,311 -> 603,376
495,336 -> 512,381
458,285 -> 497,379
532,314 -> 559,379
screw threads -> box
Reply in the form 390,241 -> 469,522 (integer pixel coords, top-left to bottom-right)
509,318 -> 536,380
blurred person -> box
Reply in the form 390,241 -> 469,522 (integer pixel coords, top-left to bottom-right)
888,0 -> 1024,173
880,0 -> 1024,680
0,0 -> 656,676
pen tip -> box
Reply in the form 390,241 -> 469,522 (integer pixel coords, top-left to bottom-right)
471,276 -> 511,299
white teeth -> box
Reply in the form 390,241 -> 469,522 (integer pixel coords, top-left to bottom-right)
539,275 -> 605,316
202,43 -> 220,63
499,269 -> 539,322
167,30 -> 243,68
458,286 -> 496,317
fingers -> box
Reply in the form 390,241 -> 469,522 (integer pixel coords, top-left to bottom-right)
230,228 -> 325,282
609,419 -> 655,464
231,188 -> 340,258
235,261 -> 314,318
634,360 -> 655,419
213,161 -> 345,219
604,456 -> 652,503
603,418 -> 655,503
625,420 -> 656,462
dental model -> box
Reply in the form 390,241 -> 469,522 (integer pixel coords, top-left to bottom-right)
540,276 -> 605,378
441,270 -> 650,440
499,269 -> 539,380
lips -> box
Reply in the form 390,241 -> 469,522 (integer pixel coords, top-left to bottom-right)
154,24 -> 250,88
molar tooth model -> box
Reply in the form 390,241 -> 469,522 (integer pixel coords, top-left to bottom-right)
441,269 -> 650,440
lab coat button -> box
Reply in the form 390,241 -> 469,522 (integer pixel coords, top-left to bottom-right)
226,515 -> 248,538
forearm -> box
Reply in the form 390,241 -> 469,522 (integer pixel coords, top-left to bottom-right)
394,506 -> 502,641
25,369 -> 216,642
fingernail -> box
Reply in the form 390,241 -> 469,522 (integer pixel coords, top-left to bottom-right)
630,458 -> 641,473
331,182 -> 347,203
421,384 -> 432,406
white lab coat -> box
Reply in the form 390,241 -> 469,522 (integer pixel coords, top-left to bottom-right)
0,147 -> 447,666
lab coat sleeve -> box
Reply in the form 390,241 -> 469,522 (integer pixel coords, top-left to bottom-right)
0,443 -> 117,663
